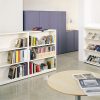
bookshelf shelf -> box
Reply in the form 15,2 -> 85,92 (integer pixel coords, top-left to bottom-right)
0,68 -> 56,85
0,29 -> 56,85
0,61 -> 28,68
84,26 -> 100,68
29,43 -> 55,48
30,56 -> 56,62
0,47 -> 28,52
85,61 -> 100,67
85,49 -> 100,56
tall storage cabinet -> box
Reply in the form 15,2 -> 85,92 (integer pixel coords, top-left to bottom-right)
0,29 -> 56,85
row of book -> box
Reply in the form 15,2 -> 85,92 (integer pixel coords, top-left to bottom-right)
87,32 -> 100,40
8,58 -> 55,79
29,58 -> 55,74
15,38 -> 27,48
29,35 -> 54,46
87,44 -> 100,52
8,49 -> 27,64
87,55 -> 100,63
8,63 -> 28,79
30,46 -> 55,60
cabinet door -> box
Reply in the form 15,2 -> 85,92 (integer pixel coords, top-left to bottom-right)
49,11 -> 66,54
39,11 -> 50,29
58,12 -> 66,54
74,30 -> 78,51
23,11 -> 40,30
49,12 -> 60,54
66,31 -> 74,52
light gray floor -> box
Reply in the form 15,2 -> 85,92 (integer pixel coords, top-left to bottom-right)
0,52 -> 100,100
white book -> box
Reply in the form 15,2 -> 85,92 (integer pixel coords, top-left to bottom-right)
24,50 -> 28,62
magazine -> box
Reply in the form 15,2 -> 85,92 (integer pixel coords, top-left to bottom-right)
73,73 -> 100,96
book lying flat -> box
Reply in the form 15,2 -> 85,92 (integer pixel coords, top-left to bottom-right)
73,73 -> 100,96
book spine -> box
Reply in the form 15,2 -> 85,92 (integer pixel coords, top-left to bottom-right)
17,65 -> 20,78
18,50 -> 20,62
16,50 -> 19,63
24,63 -> 28,76
29,62 -> 33,74
24,50 -> 27,62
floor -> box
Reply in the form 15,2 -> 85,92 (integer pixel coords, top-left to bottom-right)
0,52 -> 100,100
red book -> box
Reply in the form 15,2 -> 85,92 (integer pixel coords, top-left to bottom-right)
29,62 -> 33,74
36,65 -> 41,72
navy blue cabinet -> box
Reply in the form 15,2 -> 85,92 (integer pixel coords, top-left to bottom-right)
39,11 -> 50,29
66,30 -> 78,52
23,11 -> 40,30
74,30 -> 78,51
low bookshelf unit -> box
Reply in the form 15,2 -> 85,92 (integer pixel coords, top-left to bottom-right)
0,29 -> 56,85
84,25 -> 100,68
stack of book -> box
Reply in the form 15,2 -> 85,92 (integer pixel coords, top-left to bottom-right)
7,49 -> 28,64
15,37 -> 27,48
8,63 -> 28,79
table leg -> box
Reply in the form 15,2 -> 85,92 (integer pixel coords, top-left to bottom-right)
75,96 -> 81,100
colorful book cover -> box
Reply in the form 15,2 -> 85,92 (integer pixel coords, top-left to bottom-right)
29,62 -> 33,74
18,50 -> 20,62
24,63 -> 28,76
24,50 -> 27,62
31,36 -> 33,46
16,50 -> 19,63
17,66 -> 20,78
19,65 -> 23,77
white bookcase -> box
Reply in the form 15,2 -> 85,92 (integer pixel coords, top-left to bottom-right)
84,24 -> 100,68
0,29 -> 56,85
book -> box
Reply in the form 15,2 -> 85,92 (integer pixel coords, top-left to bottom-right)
7,51 -> 13,64
29,62 -> 33,74
8,66 -> 16,79
15,38 -> 22,48
16,50 -> 19,63
29,36 -> 31,46
79,78 -> 100,96
23,37 -> 27,47
24,63 -> 28,76
73,73 -> 100,96
46,58 -> 55,69
19,65 -> 23,77
24,50 -> 27,62
17,66 -> 20,78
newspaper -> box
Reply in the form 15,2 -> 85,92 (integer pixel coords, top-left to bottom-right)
73,73 -> 100,96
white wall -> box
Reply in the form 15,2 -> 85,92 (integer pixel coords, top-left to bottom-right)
23,0 -> 80,30
79,0 -> 100,61
0,0 -> 23,33
90,0 -> 100,24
